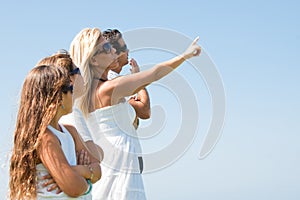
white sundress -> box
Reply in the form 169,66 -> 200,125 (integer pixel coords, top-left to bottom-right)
87,101 -> 146,200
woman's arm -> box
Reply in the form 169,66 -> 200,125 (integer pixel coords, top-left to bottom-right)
84,140 -> 104,162
128,58 -> 151,119
128,88 -> 150,119
64,124 -> 102,183
107,37 -> 201,104
60,108 -> 104,162
38,130 -> 89,197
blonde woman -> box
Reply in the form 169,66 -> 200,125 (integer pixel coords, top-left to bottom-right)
69,27 -> 201,200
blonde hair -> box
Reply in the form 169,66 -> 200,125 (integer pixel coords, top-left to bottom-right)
69,28 -> 102,117
9,65 -> 70,199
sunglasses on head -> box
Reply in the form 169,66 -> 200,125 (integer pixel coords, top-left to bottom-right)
103,29 -> 121,40
62,85 -> 73,94
56,49 -> 70,56
69,67 -> 80,76
94,42 -> 112,56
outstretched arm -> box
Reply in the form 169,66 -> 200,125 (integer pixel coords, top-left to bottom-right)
108,37 -> 201,104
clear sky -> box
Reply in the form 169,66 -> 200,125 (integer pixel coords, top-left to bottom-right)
1,0 -> 300,199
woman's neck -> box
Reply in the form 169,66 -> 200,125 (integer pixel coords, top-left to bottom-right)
94,68 -> 109,81
49,115 -> 62,131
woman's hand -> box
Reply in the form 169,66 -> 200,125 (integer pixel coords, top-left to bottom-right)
41,174 -> 62,194
40,149 -> 90,194
129,58 -> 140,74
73,150 -> 93,180
77,149 -> 91,165
183,36 -> 201,59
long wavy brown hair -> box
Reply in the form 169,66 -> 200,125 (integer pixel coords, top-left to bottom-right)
9,65 -> 70,199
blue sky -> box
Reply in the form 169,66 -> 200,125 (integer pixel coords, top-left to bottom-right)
1,0 -> 300,199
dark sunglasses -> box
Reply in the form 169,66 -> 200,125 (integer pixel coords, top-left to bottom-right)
118,44 -> 128,54
69,67 -> 81,76
111,40 -> 128,55
94,43 -> 112,56
62,85 -> 73,94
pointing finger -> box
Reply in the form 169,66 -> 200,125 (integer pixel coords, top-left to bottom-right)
193,36 -> 200,44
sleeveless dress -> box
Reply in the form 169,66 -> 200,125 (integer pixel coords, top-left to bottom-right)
87,101 -> 146,200
36,124 -> 92,200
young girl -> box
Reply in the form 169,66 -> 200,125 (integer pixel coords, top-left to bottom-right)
9,64 -> 101,199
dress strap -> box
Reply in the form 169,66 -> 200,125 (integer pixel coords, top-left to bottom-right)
94,77 -> 108,82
